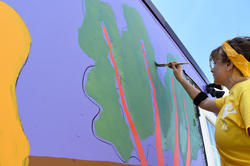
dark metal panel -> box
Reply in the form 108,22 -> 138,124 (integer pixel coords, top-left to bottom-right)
141,0 -> 210,85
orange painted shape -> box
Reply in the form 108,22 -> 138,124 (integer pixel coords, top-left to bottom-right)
0,2 -> 31,166
102,25 -> 147,166
183,93 -> 191,166
171,76 -> 180,166
140,41 -> 165,166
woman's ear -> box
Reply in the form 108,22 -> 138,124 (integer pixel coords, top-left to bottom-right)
226,61 -> 234,71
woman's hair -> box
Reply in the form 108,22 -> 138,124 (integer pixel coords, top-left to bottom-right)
209,37 -> 250,67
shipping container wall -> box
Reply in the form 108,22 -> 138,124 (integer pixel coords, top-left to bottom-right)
0,0 -> 207,165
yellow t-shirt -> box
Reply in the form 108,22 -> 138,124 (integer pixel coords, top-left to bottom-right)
215,79 -> 250,166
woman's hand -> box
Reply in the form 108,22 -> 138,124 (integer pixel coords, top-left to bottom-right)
168,61 -> 184,82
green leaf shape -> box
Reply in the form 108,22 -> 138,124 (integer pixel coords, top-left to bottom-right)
78,0 -> 155,161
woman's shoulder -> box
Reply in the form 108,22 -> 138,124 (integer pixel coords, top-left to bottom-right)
227,79 -> 250,105
240,79 -> 250,91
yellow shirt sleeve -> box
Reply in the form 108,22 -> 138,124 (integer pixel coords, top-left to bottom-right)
215,96 -> 226,110
240,90 -> 250,136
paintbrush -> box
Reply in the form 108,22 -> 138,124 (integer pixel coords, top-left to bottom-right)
154,62 -> 189,67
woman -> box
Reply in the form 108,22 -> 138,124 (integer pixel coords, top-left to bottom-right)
169,37 -> 250,165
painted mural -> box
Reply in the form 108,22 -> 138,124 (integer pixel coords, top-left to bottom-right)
1,0 -> 207,165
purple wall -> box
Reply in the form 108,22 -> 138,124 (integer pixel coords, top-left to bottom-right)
3,0 -> 207,165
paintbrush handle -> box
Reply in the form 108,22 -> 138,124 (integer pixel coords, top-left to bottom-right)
155,62 -> 189,67
169,62 -> 189,66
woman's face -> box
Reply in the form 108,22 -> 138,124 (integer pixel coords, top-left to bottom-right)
210,54 -> 229,85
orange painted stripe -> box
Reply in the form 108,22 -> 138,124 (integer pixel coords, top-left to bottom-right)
171,75 -> 180,166
140,41 -> 165,166
102,25 -> 147,166
183,93 -> 191,166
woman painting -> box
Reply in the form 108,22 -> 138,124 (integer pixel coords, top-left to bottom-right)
169,37 -> 250,165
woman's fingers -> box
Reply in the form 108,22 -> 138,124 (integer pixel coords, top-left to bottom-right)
168,61 -> 183,81
168,61 -> 177,69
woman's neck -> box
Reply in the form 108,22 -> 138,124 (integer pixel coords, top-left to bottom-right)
224,67 -> 249,90
225,76 -> 249,90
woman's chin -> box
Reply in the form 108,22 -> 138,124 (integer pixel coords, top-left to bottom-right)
213,80 -> 223,86
213,79 -> 219,85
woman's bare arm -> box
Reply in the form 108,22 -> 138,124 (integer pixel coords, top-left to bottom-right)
178,77 -> 219,113
169,62 -> 220,113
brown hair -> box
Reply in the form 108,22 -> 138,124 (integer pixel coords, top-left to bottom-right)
209,37 -> 250,68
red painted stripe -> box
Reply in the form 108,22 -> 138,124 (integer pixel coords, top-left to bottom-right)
140,41 -> 165,166
102,25 -> 147,166
183,93 -> 191,166
171,75 -> 180,166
